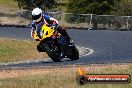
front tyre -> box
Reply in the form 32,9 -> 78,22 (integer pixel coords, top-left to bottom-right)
44,43 -> 61,62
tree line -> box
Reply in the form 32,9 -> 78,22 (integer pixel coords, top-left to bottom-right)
14,0 -> 132,16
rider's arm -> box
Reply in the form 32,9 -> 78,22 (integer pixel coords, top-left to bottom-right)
50,17 -> 58,25
43,14 -> 58,28
30,22 -> 36,38
31,28 -> 35,38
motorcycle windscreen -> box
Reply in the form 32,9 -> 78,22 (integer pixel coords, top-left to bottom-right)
36,22 -> 43,37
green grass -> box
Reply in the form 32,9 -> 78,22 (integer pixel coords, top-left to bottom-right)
0,0 -> 68,11
0,0 -> 18,10
0,64 -> 132,88
0,38 -> 131,88
0,39 -> 48,63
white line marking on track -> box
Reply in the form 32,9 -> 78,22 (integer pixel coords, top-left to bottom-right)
0,46 -> 94,66
76,46 -> 94,57
82,47 -> 94,57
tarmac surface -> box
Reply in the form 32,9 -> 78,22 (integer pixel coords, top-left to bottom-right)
0,27 -> 132,69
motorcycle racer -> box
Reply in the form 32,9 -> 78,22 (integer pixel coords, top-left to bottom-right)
30,8 -> 72,44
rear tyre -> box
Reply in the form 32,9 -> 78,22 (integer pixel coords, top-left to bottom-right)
44,43 -> 61,62
69,45 -> 79,61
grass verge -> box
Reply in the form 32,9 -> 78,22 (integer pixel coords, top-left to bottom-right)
0,38 -> 48,63
0,64 -> 132,88
0,0 -> 18,10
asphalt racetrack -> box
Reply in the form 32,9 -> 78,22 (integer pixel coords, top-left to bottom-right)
0,27 -> 132,69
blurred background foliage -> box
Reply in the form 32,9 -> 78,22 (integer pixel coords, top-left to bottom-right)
0,0 -> 130,16
0,0 -> 132,29
67,0 -> 132,16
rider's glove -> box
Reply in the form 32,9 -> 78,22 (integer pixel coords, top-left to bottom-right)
51,24 -> 56,29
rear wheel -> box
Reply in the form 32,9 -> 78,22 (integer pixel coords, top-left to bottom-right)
44,43 -> 61,62
69,45 -> 79,61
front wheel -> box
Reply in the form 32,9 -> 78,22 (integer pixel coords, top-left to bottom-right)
44,43 -> 61,62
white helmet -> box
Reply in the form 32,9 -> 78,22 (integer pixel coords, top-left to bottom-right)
32,8 -> 42,22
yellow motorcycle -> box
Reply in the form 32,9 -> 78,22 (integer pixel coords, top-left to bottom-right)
33,22 -> 79,62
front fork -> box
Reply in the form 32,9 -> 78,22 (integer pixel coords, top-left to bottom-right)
37,39 -> 62,56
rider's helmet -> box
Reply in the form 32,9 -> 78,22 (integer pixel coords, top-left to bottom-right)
32,8 -> 43,22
